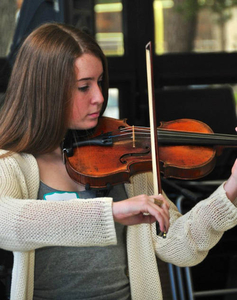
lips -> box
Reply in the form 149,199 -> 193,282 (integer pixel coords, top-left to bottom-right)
88,111 -> 100,118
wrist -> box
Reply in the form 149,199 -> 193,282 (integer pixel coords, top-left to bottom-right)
224,175 -> 237,202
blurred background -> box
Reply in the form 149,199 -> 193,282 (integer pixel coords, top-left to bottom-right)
1,1 -> 237,299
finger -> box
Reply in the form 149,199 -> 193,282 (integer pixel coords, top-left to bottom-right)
150,194 -> 170,209
154,196 -> 170,232
155,210 -> 170,233
147,200 -> 170,233
143,198 -> 170,232
113,194 -> 169,229
150,196 -> 170,221
154,198 -> 163,207
116,212 -> 157,226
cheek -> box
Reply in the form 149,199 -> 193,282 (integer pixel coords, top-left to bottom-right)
71,92 -> 85,118
71,102 -> 83,122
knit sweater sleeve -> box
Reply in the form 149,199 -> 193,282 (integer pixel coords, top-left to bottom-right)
125,172 -> 237,267
0,152 -> 116,252
153,183 -> 237,267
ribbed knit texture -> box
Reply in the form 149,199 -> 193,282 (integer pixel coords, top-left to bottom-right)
125,172 -> 237,299
1,150 -> 237,300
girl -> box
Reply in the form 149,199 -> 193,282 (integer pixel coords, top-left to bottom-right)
0,23 -> 237,300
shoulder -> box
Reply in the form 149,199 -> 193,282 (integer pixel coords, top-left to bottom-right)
0,150 -> 39,198
0,150 -> 37,170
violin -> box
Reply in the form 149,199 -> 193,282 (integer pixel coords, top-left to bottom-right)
63,116 -> 237,189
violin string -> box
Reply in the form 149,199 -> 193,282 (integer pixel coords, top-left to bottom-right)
122,126 -> 237,140
110,126 -> 237,142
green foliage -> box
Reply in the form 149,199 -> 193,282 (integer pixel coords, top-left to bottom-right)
200,0 -> 237,25
175,0 -> 200,20
199,0 -> 237,8
175,0 -> 237,24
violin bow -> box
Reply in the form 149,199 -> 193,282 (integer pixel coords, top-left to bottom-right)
145,41 -> 166,238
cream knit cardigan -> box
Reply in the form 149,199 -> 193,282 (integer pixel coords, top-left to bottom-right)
1,150 -> 237,300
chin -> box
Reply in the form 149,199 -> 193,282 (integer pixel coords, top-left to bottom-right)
71,119 -> 99,130
86,118 -> 99,129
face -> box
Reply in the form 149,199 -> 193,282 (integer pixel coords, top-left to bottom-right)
69,53 -> 104,130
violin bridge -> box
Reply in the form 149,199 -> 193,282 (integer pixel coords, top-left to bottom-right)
132,125 -> 135,148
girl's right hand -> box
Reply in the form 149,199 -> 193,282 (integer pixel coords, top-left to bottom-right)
112,193 -> 170,233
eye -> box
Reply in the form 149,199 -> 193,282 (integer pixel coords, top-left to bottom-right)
78,85 -> 89,92
98,80 -> 103,87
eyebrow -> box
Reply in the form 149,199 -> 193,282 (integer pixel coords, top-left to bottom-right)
77,77 -> 93,82
76,72 -> 104,82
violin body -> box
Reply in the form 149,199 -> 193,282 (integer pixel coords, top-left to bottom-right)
63,117 -> 223,189
64,117 -> 154,188
158,118 -> 216,180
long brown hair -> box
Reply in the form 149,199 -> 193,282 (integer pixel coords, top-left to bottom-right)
0,23 -> 109,156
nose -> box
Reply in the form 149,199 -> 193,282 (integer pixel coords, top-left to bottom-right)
92,84 -> 104,105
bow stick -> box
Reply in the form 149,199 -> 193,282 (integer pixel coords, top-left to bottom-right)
145,41 -> 166,238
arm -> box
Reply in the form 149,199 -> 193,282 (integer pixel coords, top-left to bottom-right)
124,171 -> 237,267
153,170 -> 237,267
223,159 -> 237,202
0,152 -> 116,252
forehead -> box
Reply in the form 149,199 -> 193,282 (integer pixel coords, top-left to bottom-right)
75,53 -> 103,79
